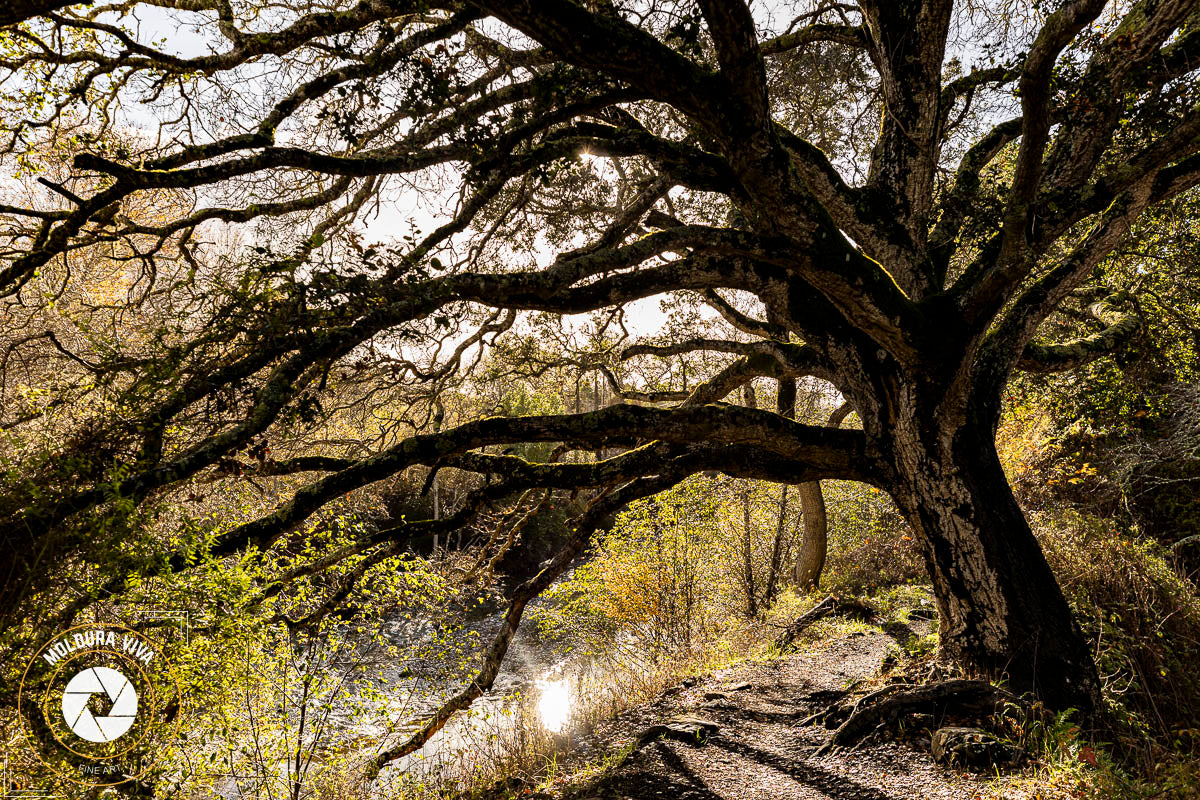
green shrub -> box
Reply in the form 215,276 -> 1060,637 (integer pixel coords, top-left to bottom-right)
822,482 -> 924,593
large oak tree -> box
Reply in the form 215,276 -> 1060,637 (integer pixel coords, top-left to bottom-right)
4,0 -> 1199,749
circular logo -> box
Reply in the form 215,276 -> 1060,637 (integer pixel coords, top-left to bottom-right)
18,624 -> 182,787
61,666 -> 138,742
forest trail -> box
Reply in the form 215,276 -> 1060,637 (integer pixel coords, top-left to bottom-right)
566,628 -> 1002,800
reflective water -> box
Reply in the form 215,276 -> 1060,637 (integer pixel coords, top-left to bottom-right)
536,677 -> 572,733
370,591 -> 589,785
213,584 -> 593,796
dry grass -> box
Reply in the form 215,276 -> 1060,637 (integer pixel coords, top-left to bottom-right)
360,623 -> 777,799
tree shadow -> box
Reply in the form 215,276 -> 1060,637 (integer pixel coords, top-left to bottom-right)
651,741 -> 731,799
730,707 -> 812,724
709,737 -> 903,800
596,740 -> 727,800
881,619 -> 920,650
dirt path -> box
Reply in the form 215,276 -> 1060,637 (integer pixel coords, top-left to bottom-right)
568,631 -> 992,800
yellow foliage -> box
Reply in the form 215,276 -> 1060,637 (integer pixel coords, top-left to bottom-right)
997,402 -> 1054,484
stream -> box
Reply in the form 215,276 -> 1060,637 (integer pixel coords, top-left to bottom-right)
210,577 -> 627,796
369,594 -> 582,784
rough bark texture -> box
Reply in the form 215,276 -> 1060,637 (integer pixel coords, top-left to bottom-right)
794,481 -> 829,590
889,412 -> 1100,714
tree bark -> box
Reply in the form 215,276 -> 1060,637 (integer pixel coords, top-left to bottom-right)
741,483 -> 758,617
794,401 -> 854,590
763,374 -> 795,601
763,484 -> 788,602
741,382 -> 760,616
889,413 -> 1100,716
794,481 -> 828,590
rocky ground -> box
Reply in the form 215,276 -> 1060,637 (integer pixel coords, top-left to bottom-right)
554,626 -> 1024,800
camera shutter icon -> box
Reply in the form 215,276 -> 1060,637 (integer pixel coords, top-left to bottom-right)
61,667 -> 138,743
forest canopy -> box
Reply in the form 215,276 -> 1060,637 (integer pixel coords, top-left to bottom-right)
3,0 -> 1200,793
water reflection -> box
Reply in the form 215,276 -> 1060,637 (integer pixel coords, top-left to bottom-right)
537,678 -> 571,733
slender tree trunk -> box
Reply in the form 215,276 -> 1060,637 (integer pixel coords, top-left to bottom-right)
763,484 -> 788,601
739,382 -> 760,617
794,401 -> 854,591
432,399 -> 444,550
890,412 -> 1100,716
764,376 -> 796,601
794,481 -> 827,590
741,485 -> 758,617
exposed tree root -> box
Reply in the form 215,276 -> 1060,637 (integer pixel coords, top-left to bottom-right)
776,594 -> 876,648
811,679 -> 1025,755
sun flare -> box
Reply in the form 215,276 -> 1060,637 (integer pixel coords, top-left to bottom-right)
537,679 -> 571,733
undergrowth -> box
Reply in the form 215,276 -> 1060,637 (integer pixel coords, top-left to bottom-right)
1033,508 -> 1200,798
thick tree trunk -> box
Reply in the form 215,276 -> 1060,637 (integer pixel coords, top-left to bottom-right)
890,417 -> 1100,717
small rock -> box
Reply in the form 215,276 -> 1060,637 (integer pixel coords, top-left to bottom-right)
703,690 -> 730,701
638,714 -> 720,747
701,699 -> 733,710
665,714 -> 719,739
681,676 -> 699,687
931,726 -> 1024,771
726,681 -> 752,692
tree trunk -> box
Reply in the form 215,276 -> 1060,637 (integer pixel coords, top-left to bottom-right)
741,382 -> 760,617
794,402 -> 853,591
794,481 -> 827,590
741,484 -> 758,617
890,416 -> 1100,717
763,484 -> 788,601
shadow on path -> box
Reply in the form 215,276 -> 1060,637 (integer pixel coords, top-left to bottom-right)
654,741 -> 729,799
709,736 -> 902,800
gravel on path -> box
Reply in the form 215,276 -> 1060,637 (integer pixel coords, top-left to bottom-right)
567,630 -> 1006,800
